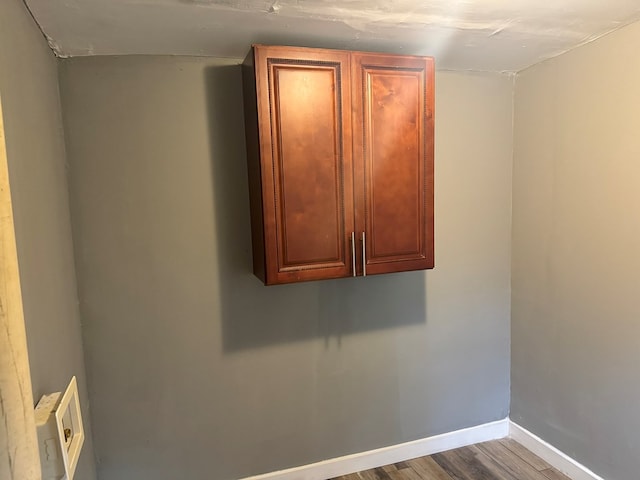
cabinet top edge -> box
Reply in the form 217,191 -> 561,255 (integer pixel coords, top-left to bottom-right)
249,44 -> 435,63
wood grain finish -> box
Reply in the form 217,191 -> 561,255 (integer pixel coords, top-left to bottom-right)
242,50 -> 267,282
246,46 -> 354,284
270,59 -> 348,268
352,53 -> 434,276
330,440 -> 572,480
243,45 -> 434,284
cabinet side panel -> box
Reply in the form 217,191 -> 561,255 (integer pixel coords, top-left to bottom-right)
425,58 -> 435,268
242,49 -> 266,282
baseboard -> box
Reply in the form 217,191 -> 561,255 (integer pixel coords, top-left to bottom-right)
240,418 -> 509,480
509,421 -> 606,480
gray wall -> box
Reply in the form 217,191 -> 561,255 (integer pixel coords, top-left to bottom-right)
59,56 -> 513,480
0,1 -> 97,479
512,19 -> 640,480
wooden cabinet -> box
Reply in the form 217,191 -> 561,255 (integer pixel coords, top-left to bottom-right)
243,45 -> 434,285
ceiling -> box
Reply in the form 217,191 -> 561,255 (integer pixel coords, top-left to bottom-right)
25,0 -> 640,72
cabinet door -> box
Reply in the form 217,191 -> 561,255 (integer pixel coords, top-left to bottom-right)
352,53 -> 435,276
253,46 -> 355,284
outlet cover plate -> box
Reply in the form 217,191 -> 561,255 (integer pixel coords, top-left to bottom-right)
54,376 -> 85,480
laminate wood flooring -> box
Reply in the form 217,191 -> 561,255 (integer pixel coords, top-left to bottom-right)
330,439 -> 572,480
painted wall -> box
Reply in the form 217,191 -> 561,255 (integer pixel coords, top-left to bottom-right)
0,1 -> 96,479
512,20 -> 640,480
59,56 -> 513,480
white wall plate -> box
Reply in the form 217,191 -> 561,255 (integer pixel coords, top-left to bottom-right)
55,376 -> 85,480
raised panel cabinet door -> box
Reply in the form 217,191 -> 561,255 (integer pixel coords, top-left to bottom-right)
352,53 -> 435,276
250,46 -> 355,284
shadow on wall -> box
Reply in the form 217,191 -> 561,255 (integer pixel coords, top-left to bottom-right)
203,64 -> 427,352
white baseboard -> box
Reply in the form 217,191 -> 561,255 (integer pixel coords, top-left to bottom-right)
240,418 -> 509,480
509,421 -> 606,480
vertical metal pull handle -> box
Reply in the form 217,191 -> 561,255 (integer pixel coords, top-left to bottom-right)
351,232 -> 356,277
361,231 -> 367,277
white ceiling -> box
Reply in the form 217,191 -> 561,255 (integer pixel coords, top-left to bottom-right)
25,0 -> 640,72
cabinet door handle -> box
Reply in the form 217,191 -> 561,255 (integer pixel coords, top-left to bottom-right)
361,231 -> 367,277
351,232 -> 356,277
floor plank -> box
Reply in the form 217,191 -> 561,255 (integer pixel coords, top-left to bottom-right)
358,468 -> 385,480
329,439 -> 571,480
387,467 -> 424,480
473,441 -> 551,479
432,446 -> 512,480
540,468 -> 573,480
464,446 -> 519,480
499,438 -> 552,471
406,456 -> 453,480
382,464 -> 397,474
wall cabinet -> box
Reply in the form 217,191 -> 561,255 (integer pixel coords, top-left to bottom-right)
243,45 -> 434,285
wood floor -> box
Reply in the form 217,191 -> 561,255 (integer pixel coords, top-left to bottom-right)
331,439 -> 572,480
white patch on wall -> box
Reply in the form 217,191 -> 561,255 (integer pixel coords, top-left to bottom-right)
34,377 -> 85,480
22,0 -> 640,71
